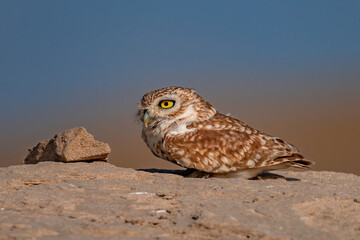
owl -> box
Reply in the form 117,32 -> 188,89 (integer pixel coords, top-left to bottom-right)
138,86 -> 313,179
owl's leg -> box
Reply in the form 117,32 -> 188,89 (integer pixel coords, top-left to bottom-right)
183,169 -> 211,178
184,168 -> 263,179
224,164 -> 293,180
219,168 -> 265,179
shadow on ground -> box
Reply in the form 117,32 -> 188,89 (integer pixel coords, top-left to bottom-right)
136,168 -> 300,181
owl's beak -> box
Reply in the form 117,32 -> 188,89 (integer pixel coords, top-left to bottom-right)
143,109 -> 151,128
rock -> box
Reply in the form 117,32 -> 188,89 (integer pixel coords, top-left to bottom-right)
0,162 -> 359,239
23,127 -> 111,164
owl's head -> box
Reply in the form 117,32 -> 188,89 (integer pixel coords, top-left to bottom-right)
138,87 -> 216,129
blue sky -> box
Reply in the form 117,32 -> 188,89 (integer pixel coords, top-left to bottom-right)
1,1 -> 359,96
0,1 -> 359,172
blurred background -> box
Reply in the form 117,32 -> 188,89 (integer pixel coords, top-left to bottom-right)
0,1 -> 359,174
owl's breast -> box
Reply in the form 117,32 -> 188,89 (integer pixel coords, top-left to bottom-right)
142,128 -> 173,162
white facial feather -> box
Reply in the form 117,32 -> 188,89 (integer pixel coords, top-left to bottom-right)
167,105 -> 199,136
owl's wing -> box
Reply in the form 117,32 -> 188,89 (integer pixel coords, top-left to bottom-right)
164,114 -> 312,173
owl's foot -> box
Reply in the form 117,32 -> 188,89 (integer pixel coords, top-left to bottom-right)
183,169 -> 211,178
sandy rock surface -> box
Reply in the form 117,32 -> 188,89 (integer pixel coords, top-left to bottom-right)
24,127 -> 111,164
0,162 -> 359,240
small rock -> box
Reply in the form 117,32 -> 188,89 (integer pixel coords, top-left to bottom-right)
23,127 -> 111,164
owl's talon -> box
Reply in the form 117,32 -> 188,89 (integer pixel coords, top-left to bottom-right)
183,169 -> 211,178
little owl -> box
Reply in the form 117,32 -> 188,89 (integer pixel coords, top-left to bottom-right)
138,86 -> 313,178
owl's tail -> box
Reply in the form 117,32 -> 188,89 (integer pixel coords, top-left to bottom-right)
277,154 -> 314,170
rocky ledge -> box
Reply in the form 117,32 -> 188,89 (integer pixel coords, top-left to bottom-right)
0,162 -> 359,240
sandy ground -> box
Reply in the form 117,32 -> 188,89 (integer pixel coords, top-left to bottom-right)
0,162 -> 359,240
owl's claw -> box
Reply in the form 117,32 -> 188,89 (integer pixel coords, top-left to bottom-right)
183,169 -> 211,178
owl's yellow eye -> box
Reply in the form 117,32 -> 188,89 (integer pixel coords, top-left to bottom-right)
159,100 -> 175,109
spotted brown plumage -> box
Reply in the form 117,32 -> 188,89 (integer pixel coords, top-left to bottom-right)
138,86 -> 313,178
